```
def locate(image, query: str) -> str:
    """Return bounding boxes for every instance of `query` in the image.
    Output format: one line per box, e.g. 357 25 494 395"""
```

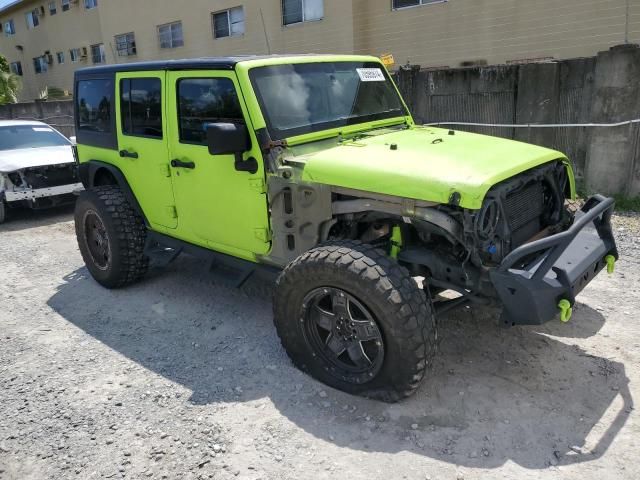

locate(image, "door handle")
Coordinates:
119 149 139 159
171 159 196 169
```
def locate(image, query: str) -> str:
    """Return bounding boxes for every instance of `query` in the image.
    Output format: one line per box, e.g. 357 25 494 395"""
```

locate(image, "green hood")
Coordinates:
299 127 570 210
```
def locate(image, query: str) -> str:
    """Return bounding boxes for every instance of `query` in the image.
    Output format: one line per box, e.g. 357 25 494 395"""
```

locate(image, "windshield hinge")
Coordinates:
264 139 288 150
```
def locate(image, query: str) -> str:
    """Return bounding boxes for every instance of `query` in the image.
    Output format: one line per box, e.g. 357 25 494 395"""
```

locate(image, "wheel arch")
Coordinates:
78 160 148 226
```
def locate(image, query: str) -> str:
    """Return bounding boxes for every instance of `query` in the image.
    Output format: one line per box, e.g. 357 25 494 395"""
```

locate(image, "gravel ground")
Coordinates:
1 206 639 480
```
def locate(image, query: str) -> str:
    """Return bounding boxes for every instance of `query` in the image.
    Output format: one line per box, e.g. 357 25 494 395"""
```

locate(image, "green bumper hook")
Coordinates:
558 299 573 323
605 255 616 275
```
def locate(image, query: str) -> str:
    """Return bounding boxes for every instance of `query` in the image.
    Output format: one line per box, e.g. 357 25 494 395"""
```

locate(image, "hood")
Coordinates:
0 146 75 173
299 127 567 209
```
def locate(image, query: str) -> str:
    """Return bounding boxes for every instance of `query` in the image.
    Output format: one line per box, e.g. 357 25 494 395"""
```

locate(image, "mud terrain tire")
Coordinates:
274 240 437 402
75 186 148 288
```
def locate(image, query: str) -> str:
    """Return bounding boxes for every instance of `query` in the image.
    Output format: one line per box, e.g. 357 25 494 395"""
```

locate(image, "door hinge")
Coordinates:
254 227 271 243
249 178 265 193
161 163 171 178
166 206 178 219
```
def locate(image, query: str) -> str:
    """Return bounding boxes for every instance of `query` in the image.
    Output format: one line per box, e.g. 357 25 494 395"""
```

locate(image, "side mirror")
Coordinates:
205 122 249 156
205 122 258 174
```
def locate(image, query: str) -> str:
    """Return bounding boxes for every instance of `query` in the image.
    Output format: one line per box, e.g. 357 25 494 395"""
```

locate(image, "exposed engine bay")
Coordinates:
263 151 575 306
462 161 571 266
1 163 80 209
270 160 574 300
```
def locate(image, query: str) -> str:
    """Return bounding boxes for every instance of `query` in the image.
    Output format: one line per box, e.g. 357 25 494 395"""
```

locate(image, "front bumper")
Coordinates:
490 195 618 326
4 182 84 202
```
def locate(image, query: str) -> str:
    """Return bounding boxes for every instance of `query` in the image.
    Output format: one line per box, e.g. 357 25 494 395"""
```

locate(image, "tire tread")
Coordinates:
274 240 437 402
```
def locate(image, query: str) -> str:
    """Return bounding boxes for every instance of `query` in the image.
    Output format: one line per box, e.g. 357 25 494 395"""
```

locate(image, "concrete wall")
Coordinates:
397 44 640 197
0 99 74 137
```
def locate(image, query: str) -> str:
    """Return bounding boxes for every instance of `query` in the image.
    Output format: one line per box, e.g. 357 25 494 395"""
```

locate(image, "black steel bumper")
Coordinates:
490 195 618 326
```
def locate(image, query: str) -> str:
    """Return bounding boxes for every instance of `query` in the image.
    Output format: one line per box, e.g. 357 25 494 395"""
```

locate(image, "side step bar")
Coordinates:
144 231 280 289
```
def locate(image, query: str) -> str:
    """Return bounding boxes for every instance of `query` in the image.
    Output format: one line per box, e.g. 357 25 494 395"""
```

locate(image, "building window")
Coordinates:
49 1 57 15
70 48 82 62
25 10 40 29
56 52 65 64
213 6 245 39
4 19 15 36
77 79 113 133
282 0 323 26
392 0 445 9
62 0 70 11
91 44 105 64
121 78 163 139
33 56 48 74
115 32 136 56
177 78 243 145
10 61 22 76
84 0 98 9
158 21 183 49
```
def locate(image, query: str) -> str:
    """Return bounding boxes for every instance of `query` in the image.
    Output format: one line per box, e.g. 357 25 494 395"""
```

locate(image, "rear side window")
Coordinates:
77 79 113 133
120 78 163 139
177 78 244 145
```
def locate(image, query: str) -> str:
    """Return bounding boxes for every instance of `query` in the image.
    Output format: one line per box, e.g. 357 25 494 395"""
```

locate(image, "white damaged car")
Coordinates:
0 120 82 223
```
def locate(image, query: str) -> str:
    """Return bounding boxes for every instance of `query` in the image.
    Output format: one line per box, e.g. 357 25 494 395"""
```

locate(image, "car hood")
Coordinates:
0 145 75 173
299 127 568 209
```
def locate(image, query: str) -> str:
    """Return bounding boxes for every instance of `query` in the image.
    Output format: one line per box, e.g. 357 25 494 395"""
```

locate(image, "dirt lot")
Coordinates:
0 206 638 480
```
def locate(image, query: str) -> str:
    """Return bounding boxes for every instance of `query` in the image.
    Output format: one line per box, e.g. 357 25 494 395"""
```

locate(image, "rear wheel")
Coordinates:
75 185 148 288
273 241 437 402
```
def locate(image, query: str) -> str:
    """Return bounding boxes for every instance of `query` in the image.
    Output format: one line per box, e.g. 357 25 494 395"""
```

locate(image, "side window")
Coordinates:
120 78 163 139
77 79 113 133
177 78 244 145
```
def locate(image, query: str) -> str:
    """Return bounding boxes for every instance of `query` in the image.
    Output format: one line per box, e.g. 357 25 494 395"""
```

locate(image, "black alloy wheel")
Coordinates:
301 287 385 381
83 210 111 270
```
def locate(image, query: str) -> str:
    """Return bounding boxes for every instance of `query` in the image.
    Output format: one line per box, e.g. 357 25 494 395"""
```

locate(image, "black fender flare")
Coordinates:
78 160 148 225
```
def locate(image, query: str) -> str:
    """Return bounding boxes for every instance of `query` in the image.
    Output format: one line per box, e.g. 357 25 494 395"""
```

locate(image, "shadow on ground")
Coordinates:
47 255 632 470
0 204 74 233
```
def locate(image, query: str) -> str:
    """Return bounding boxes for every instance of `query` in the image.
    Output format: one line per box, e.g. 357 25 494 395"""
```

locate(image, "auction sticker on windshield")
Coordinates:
357 68 386 82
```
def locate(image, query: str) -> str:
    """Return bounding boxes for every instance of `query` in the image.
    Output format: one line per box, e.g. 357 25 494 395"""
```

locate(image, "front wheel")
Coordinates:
273 241 437 402
74 186 148 288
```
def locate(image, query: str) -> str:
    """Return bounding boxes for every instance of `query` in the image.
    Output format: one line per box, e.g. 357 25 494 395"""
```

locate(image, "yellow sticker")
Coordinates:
380 53 395 68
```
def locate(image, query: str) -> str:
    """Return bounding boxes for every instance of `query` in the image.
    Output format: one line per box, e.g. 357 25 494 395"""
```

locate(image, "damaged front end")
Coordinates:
1 163 82 209
397 161 618 325
325 160 617 326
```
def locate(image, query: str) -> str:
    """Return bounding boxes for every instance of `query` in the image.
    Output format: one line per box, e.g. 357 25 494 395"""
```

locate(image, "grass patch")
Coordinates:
575 180 640 212
613 195 640 212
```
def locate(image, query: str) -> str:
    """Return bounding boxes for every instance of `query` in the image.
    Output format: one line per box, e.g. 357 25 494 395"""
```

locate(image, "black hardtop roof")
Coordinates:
74 54 342 77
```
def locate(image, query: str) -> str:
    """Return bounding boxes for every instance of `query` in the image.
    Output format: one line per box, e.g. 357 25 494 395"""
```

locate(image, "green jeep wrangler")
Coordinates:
73 55 618 402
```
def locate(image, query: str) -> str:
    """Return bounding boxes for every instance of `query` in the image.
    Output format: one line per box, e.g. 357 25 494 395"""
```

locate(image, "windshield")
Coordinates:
249 62 408 139
0 125 70 151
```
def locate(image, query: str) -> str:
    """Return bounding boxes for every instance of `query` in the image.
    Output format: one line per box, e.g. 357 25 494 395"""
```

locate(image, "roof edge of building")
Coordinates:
0 0 27 16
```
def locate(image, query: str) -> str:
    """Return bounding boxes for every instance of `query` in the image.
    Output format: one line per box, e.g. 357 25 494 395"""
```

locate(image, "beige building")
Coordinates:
1 0 639 101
